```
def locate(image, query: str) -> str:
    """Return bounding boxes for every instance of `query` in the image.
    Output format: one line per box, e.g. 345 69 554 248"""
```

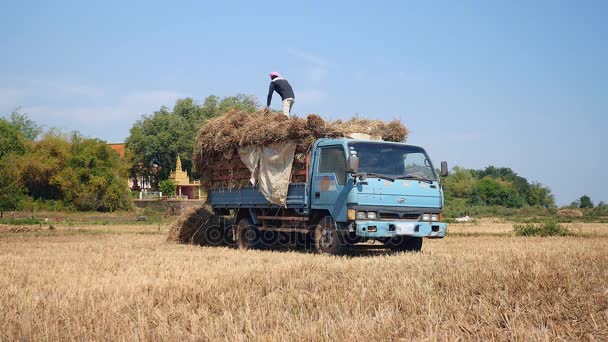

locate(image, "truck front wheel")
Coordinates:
235 217 261 250
314 216 347 255
383 236 423 252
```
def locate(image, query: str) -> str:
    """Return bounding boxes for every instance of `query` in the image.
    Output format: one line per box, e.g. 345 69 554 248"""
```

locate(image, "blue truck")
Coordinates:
209 138 448 254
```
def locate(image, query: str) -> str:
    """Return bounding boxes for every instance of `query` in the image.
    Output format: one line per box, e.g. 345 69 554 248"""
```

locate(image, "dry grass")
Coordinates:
448 218 608 236
1 222 607 341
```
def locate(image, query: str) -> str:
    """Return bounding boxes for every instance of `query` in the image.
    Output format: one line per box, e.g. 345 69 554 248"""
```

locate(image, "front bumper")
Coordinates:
352 220 447 239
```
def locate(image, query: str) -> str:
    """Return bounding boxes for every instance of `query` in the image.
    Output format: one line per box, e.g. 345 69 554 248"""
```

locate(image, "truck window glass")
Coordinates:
319 147 346 185
348 142 437 181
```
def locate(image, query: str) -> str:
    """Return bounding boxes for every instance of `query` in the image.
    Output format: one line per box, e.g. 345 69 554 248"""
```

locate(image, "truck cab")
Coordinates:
210 138 448 254
309 138 447 253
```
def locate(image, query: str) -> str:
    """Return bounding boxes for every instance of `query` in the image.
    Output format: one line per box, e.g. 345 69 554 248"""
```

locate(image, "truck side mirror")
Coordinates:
348 155 359 173
440 161 448 177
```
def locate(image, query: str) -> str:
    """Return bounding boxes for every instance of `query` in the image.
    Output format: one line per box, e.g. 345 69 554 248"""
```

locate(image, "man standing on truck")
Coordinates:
266 71 295 116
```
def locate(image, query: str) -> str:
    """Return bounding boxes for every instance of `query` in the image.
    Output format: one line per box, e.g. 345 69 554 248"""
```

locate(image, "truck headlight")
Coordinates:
422 214 431 221
367 212 377 220
356 211 367 220
431 214 439 221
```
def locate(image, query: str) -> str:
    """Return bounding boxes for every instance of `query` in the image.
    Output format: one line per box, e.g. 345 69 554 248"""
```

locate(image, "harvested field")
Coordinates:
1 221 607 340
448 218 608 236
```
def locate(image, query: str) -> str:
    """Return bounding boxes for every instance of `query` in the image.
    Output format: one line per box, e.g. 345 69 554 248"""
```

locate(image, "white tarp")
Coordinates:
238 145 261 187
238 141 297 206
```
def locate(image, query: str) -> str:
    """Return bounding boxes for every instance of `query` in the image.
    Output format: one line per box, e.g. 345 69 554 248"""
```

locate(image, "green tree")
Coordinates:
200 95 220 117
53 133 133 211
9 109 42 140
159 179 175 196
125 95 258 186
0 156 25 218
218 94 257 113
579 195 593 209
473 166 530 200
0 118 26 158
16 131 70 200
593 201 608 216
526 182 555 208
469 176 524 208
442 166 477 198
14 131 133 211
126 106 192 182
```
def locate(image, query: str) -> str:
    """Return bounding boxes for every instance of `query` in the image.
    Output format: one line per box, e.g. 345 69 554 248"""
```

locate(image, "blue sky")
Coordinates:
1 0 606 205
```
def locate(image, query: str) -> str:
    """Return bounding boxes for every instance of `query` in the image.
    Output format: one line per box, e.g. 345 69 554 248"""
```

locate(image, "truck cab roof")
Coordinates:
314 137 423 150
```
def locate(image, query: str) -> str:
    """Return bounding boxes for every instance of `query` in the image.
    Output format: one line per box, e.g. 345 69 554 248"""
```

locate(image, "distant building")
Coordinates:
107 142 144 190
168 156 203 200
108 143 126 157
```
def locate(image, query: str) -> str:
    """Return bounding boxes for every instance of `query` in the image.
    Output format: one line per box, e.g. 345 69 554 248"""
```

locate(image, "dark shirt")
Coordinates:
267 78 295 106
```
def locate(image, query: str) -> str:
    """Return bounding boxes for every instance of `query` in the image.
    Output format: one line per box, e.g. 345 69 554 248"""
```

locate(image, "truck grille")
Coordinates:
379 212 421 221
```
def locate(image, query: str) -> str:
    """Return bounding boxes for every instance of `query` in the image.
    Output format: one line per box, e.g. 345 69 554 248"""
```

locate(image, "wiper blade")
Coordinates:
394 175 434 184
362 172 395 182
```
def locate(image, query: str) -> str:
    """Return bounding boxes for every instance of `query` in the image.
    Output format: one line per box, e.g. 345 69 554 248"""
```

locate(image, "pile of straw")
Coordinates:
557 209 584 218
0 225 42 233
167 205 225 245
193 110 408 172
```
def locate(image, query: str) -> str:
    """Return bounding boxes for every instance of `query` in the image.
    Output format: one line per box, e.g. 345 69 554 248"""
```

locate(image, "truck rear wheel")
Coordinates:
314 216 347 255
384 236 423 252
235 217 261 250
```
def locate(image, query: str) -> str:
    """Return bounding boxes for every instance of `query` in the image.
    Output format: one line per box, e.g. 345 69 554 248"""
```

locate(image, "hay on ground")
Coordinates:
167 205 227 245
0 225 43 233
557 209 584 218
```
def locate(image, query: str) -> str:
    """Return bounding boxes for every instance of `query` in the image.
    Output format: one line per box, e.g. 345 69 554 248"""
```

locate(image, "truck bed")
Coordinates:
209 183 308 209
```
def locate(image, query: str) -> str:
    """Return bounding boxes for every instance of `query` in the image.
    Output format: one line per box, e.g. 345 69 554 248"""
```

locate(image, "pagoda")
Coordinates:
168 156 202 199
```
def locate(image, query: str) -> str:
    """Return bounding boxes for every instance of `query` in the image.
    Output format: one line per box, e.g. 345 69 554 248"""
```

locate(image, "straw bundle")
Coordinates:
0 225 42 233
557 209 584 218
167 205 223 245
193 109 408 174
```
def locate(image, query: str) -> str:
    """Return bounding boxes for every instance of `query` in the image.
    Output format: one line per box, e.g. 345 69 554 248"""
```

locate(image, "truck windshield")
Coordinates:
348 142 438 181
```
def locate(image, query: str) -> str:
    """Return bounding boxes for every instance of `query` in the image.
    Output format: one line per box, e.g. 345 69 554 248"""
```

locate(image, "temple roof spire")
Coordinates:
176 155 182 172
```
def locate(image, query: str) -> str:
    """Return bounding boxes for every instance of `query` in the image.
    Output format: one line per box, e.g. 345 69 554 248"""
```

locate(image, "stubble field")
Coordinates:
1 220 607 341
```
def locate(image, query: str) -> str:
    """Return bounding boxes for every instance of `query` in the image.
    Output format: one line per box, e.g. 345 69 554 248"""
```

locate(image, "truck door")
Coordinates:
310 145 349 222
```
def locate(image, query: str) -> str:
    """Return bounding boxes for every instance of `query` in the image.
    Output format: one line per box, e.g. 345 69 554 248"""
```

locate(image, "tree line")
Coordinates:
0 95 257 215
2 95 600 215
125 94 257 184
0 111 132 215
441 166 556 209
